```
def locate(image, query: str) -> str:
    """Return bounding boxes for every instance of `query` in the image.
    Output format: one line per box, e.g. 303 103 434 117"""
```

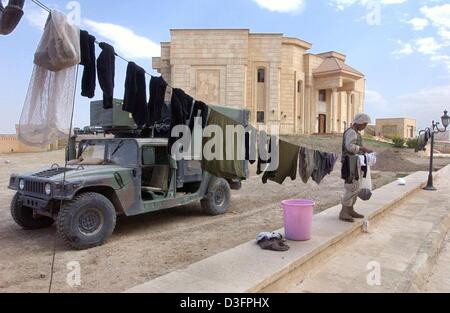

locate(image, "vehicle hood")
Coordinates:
20 165 134 183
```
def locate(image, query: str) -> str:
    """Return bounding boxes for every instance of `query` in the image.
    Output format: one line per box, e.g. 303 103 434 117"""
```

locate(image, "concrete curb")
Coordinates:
125 168 449 293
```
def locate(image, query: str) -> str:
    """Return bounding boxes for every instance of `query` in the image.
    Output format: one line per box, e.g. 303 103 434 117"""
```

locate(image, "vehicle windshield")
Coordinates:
75 140 137 166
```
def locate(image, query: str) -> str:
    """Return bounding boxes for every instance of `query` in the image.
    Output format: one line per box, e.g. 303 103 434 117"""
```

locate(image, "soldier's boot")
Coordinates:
339 206 354 223
349 207 365 219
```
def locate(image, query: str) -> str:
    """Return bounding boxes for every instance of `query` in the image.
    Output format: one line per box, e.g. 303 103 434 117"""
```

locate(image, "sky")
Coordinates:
0 0 449 134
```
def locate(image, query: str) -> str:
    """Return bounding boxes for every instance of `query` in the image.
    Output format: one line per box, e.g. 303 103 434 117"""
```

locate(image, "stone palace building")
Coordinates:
152 29 366 135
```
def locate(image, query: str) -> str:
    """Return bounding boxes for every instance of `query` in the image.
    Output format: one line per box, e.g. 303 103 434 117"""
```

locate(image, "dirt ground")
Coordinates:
0 136 448 293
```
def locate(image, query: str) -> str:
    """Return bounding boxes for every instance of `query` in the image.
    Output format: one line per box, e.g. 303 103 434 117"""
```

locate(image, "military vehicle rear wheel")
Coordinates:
10 193 54 230
57 192 117 250
201 178 231 216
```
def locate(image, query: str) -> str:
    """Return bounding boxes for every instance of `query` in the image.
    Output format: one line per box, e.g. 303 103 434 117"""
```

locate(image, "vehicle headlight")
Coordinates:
19 179 25 191
45 183 52 196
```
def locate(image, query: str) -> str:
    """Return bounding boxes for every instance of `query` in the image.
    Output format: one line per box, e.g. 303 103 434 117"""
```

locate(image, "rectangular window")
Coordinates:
319 90 326 102
257 69 265 83
257 111 265 123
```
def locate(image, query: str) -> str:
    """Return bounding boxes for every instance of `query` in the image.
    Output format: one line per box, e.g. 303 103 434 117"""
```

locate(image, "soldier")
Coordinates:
340 113 373 223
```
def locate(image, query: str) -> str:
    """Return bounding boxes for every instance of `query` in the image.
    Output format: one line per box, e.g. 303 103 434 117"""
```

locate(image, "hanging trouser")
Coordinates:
342 180 360 208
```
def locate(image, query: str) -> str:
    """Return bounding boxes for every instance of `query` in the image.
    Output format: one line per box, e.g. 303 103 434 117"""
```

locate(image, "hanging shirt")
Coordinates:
202 109 247 180
298 147 316 184
123 62 148 127
312 151 337 185
79 30 96 99
169 88 194 149
148 76 168 126
97 42 115 109
189 100 209 131
262 140 299 185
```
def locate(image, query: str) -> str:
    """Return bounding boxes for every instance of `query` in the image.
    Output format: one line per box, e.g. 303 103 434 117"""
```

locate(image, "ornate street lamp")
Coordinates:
420 110 450 191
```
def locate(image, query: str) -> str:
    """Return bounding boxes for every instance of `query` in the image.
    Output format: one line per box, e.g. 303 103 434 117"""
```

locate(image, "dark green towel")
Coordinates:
202 110 247 180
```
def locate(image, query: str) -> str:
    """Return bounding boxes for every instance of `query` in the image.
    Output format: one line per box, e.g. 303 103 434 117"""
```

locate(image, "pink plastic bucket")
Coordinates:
282 199 315 241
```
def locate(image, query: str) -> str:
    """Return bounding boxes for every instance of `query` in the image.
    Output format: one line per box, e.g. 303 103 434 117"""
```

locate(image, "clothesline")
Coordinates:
29 0 339 162
30 0 169 84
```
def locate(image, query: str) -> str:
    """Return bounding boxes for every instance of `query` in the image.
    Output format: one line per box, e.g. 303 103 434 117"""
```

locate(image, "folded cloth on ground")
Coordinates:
256 232 283 243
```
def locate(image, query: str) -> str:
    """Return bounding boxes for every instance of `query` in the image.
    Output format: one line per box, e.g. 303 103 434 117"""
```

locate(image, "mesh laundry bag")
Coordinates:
18 10 80 147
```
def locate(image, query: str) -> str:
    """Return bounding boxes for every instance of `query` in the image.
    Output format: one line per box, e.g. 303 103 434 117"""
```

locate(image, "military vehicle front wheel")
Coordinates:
201 178 231 216
10 194 54 230
57 192 117 250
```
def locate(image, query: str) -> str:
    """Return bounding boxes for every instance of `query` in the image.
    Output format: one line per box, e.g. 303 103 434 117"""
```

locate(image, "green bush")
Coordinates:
407 138 419 150
392 136 406 149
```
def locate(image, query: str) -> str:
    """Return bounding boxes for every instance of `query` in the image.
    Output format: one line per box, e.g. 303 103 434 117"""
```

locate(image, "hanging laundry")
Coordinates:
262 140 299 185
358 153 377 168
245 126 258 165
311 151 337 185
298 147 316 184
202 109 247 180
0 0 24 36
416 132 430 152
169 88 194 148
358 155 374 201
148 76 168 126
123 62 148 127
155 103 173 138
18 10 80 147
257 132 274 175
79 30 96 99
97 42 116 109
189 100 209 131
33 10 80 71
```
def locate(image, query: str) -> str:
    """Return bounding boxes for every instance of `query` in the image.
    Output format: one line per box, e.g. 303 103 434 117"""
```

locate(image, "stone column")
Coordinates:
347 91 352 128
331 88 338 133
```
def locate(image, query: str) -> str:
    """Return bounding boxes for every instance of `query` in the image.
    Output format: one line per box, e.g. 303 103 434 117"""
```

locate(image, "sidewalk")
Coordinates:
127 167 450 293
290 171 450 293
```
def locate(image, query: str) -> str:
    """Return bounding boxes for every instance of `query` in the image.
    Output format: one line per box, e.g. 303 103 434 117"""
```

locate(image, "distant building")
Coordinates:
153 29 366 135
376 118 417 139
0 126 60 154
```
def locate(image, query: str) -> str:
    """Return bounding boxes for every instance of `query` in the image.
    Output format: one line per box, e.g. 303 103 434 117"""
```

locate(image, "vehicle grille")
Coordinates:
24 181 46 195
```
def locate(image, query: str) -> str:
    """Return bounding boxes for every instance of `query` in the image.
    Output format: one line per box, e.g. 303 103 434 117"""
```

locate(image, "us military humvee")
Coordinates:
9 137 244 250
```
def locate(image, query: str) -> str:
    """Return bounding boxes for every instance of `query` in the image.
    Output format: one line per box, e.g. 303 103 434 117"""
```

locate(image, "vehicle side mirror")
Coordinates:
142 147 156 166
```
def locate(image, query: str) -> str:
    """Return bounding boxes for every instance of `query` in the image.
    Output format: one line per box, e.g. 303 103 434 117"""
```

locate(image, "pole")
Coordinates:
424 129 437 191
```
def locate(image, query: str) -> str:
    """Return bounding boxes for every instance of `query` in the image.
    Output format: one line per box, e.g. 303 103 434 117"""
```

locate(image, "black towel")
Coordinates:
123 62 148 127
148 76 168 126
79 30 96 99
97 42 115 109
189 100 209 131
169 88 194 149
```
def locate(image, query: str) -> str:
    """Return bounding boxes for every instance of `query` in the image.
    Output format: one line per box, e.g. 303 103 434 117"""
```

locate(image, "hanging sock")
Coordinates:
123 62 148 127
0 0 25 36
79 30 96 99
97 42 116 109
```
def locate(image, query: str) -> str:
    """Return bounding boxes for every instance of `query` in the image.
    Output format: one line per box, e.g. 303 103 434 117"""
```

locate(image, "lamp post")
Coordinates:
421 110 450 191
